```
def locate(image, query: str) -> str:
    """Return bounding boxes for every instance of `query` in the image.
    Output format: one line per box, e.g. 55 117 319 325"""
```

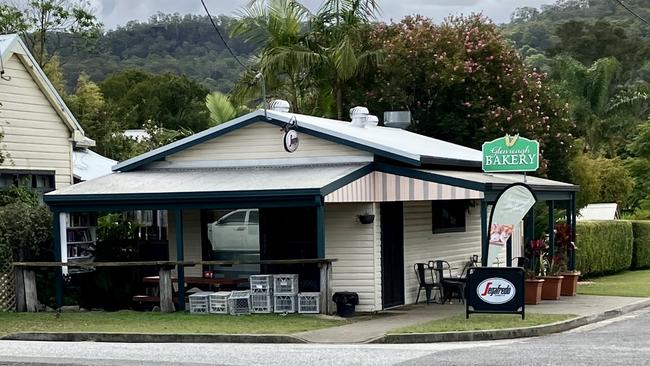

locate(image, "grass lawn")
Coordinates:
393 313 575 333
578 269 650 297
0 311 346 336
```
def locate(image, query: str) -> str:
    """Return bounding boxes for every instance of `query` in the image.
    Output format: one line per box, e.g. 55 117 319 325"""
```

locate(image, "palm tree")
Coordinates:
205 91 250 126
309 0 383 118
230 0 320 113
232 0 382 118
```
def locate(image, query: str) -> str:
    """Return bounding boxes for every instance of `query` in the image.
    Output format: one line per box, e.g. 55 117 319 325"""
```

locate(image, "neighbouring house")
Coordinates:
0 33 96 193
578 203 619 221
44 103 579 313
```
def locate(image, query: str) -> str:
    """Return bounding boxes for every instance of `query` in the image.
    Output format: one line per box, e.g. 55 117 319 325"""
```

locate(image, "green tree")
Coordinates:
25 0 101 66
0 4 28 34
233 0 382 118
205 91 251 126
570 152 634 209
99 70 211 132
0 187 52 261
361 15 573 179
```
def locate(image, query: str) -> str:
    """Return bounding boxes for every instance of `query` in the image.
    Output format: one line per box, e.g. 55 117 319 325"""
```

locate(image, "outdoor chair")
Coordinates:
511 257 528 268
429 260 465 304
413 263 441 304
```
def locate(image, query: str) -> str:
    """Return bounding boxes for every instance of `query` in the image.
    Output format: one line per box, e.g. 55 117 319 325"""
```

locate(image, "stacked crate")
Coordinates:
208 291 231 314
189 292 212 314
298 292 320 314
273 274 298 313
249 275 273 313
228 290 252 315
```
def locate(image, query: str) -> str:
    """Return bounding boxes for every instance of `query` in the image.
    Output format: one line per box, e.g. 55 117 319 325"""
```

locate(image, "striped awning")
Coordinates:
325 172 483 203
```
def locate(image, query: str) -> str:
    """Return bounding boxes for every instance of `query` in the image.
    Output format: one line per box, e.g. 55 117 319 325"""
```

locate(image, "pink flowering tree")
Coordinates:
351 14 574 179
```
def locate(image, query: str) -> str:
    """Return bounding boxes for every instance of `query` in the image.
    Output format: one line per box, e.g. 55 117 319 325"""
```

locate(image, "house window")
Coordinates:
432 200 466 234
0 171 55 195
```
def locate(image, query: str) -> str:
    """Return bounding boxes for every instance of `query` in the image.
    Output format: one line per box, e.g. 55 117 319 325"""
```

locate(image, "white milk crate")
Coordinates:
250 292 273 313
273 294 297 313
228 290 251 315
250 275 273 293
273 274 299 294
298 292 320 314
189 292 212 314
208 291 231 314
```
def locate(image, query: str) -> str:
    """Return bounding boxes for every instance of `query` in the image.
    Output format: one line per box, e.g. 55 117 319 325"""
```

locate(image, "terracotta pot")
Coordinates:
525 279 544 305
539 276 564 300
559 272 580 296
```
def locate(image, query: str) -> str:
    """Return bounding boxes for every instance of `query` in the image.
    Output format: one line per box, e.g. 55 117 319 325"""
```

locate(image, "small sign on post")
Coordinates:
466 267 525 319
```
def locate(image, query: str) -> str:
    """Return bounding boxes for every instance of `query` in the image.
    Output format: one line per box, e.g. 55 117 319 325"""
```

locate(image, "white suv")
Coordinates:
207 209 259 252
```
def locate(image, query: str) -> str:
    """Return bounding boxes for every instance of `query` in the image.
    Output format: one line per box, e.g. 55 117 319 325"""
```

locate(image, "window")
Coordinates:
432 200 466 234
0 171 55 195
219 210 247 225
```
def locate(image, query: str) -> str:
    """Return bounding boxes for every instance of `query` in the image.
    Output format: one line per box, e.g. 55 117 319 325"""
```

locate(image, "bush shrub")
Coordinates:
576 221 633 277
630 221 650 269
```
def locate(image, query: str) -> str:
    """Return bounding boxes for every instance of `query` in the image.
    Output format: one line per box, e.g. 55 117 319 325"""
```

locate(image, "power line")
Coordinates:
613 0 650 26
200 0 247 69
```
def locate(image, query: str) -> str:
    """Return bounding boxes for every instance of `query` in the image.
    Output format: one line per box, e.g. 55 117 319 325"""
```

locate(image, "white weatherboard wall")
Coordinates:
403 200 482 305
165 122 371 163
325 202 381 312
167 210 203 277
0 55 73 187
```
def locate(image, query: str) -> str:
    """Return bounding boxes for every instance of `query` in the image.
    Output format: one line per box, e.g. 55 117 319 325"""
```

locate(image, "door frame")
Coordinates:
380 201 405 309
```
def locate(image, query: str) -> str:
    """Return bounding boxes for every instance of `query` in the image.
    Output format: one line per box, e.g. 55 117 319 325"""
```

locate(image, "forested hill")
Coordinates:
502 0 650 80
55 13 259 93
55 1 649 92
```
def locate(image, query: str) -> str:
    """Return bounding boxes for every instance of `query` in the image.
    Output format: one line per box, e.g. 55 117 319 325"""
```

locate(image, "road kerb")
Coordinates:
371 297 650 344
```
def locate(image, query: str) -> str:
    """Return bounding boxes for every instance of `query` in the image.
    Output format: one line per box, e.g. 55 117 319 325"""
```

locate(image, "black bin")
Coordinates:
332 291 359 317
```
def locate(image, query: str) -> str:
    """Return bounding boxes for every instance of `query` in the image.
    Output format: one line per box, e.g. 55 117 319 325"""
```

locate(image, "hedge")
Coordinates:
576 220 633 277
630 221 650 270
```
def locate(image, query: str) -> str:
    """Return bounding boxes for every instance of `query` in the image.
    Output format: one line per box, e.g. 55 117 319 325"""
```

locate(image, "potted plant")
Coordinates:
539 257 564 300
524 239 546 305
357 213 375 224
524 270 544 305
555 223 580 296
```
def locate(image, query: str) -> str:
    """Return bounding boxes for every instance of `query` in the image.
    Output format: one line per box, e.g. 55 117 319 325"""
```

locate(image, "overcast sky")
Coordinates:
91 0 557 30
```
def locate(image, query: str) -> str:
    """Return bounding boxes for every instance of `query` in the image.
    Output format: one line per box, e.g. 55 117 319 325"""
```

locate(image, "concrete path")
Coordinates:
295 295 649 343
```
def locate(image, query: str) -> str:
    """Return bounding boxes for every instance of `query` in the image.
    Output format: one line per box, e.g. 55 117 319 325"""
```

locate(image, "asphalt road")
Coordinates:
1 308 650 366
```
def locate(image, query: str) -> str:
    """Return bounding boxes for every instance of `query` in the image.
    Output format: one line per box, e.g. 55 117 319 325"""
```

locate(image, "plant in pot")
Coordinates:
555 223 580 296
524 239 546 305
539 256 564 300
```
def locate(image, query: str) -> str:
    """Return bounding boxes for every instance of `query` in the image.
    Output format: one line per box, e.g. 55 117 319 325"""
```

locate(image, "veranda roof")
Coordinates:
45 163 371 209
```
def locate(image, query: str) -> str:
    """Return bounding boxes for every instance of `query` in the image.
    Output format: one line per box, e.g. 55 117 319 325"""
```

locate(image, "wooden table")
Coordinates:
143 276 247 289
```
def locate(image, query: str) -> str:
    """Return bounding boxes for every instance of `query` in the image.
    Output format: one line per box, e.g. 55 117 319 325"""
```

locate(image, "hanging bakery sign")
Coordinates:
482 134 539 173
282 116 299 153
283 129 299 153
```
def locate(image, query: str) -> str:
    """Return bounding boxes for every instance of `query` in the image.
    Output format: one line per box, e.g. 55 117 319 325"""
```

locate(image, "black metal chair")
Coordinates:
511 256 528 268
429 260 465 304
413 263 441 304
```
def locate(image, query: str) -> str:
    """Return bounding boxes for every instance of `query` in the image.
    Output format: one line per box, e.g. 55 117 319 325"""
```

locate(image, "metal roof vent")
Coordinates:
366 115 379 127
270 99 291 113
383 111 411 129
350 106 369 127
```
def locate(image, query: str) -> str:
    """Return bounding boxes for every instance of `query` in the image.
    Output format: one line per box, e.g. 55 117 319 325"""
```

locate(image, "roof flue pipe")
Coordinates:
383 111 411 129
269 99 291 113
350 106 369 127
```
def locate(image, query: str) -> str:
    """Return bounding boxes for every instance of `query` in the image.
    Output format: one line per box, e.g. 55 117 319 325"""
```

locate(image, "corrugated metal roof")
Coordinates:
578 203 618 221
418 170 578 190
113 109 483 172
47 164 367 196
73 149 117 181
